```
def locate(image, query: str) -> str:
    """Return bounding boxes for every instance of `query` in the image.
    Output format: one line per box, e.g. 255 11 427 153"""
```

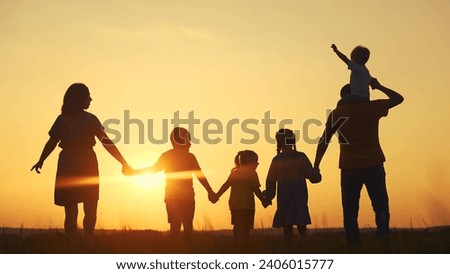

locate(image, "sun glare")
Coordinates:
129 173 165 191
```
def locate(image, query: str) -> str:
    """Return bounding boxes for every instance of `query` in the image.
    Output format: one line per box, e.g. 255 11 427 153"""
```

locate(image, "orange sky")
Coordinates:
0 0 449 231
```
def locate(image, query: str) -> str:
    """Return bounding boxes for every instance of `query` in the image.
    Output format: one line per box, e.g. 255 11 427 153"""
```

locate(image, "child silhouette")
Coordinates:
214 150 270 250
331 43 373 105
128 127 216 240
264 129 321 245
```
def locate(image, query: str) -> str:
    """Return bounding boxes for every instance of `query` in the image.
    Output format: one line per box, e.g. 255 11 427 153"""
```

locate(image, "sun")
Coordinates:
128 172 165 191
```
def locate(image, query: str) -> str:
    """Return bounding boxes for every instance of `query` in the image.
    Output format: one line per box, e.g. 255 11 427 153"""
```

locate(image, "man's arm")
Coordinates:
331 44 350 65
313 117 341 170
371 78 404 108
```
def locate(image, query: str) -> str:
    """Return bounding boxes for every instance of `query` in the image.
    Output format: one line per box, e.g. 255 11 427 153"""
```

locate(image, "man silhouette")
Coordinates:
313 78 404 245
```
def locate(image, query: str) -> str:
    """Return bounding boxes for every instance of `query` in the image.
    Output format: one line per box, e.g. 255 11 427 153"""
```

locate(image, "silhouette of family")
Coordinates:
31 44 404 249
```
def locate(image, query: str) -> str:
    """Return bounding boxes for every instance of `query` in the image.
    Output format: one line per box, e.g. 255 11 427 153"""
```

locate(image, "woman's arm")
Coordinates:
96 130 131 173
31 137 59 174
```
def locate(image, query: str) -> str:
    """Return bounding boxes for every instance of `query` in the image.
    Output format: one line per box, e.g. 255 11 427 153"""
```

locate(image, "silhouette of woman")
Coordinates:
31 83 131 235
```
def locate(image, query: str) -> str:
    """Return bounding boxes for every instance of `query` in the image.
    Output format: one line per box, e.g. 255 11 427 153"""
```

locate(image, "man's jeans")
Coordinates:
341 164 390 245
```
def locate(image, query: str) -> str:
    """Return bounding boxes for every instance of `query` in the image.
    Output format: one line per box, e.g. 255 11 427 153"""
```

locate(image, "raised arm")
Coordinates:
331 44 350 65
371 78 404 108
31 137 59 174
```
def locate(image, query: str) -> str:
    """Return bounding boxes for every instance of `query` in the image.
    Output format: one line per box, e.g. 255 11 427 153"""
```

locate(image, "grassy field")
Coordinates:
1 226 449 254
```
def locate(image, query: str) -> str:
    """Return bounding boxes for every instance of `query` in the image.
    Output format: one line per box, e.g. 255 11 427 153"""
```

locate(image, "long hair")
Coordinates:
275 128 297 155
234 150 258 168
61 83 90 117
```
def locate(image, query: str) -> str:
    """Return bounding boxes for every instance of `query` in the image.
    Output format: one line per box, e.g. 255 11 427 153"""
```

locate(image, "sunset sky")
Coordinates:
1 0 449 231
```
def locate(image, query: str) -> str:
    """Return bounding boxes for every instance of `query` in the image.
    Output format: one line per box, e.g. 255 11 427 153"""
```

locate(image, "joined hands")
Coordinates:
122 164 135 176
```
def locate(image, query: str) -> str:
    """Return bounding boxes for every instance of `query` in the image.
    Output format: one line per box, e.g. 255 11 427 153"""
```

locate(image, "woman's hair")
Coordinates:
170 127 191 147
275 128 297 155
234 150 258 167
61 83 90 117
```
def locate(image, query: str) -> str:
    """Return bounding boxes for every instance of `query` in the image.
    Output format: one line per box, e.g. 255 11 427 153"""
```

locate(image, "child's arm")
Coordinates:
331 44 350 65
215 180 232 200
303 155 322 184
131 165 160 176
264 160 278 201
254 187 271 208
194 169 217 202
126 154 165 176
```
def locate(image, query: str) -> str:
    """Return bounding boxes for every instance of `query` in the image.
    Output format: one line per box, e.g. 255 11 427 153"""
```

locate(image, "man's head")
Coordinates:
340 84 351 98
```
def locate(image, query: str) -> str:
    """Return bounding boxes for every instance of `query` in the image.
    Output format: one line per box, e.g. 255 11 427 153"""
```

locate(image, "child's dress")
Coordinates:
265 150 321 227
227 167 260 228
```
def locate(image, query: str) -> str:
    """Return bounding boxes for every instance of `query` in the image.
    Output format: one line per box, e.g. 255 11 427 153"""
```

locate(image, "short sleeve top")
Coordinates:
348 61 371 98
227 167 260 210
327 100 390 169
49 112 103 149
153 149 202 201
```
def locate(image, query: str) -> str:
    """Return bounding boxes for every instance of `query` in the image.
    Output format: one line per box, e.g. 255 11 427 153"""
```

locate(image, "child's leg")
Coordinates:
241 227 250 247
166 200 182 237
283 225 293 244
83 199 98 235
233 225 250 248
297 225 307 237
182 221 193 239
181 201 195 239
232 226 240 247
64 204 78 234
170 221 182 236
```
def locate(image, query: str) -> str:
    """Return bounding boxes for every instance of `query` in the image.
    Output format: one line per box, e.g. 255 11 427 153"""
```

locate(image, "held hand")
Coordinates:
122 164 134 176
313 161 320 172
262 198 272 208
31 161 43 174
261 191 272 208
311 167 322 184
208 192 218 204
